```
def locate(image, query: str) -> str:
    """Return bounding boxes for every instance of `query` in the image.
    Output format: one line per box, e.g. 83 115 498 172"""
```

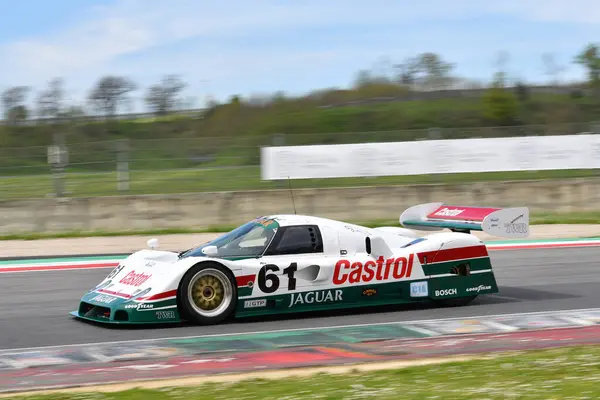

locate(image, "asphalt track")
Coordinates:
0 247 598 350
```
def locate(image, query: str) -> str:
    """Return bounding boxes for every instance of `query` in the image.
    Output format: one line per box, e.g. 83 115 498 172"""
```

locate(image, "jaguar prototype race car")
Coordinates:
70 202 529 325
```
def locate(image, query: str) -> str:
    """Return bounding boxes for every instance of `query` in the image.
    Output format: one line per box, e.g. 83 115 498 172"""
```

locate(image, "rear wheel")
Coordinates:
178 263 237 325
434 295 477 307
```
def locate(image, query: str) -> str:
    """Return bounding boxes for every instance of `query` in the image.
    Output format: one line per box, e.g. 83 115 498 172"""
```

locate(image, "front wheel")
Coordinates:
434 295 477 307
178 263 237 325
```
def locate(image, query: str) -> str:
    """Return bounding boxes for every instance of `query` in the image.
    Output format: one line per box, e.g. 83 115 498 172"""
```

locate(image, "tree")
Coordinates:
353 69 374 88
2 86 30 124
61 105 86 119
575 43 600 94
394 57 420 85
514 81 530 102
483 74 519 125
411 52 454 90
7 105 28 123
492 51 510 88
88 75 137 117
144 75 186 115
36 78 64 119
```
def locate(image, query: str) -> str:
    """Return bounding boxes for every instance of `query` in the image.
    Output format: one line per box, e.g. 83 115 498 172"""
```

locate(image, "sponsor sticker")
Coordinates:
288 290 343 308
435 288 458 297
244 299 267 308
119 271 151 287
333 255 414 285
505 222 528 235
433 208 464 217
156 310 176 320
124 303 154 310
362 288 377 297
410 281 428 297
466 285 492 293
107 265 125 279
91 294 118 304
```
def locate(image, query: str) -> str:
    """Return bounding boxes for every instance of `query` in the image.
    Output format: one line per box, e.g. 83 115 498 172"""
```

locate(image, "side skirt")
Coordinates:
234 271 498 318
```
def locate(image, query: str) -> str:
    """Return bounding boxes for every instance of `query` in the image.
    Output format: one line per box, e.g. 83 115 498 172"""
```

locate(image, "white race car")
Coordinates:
71 202 529 325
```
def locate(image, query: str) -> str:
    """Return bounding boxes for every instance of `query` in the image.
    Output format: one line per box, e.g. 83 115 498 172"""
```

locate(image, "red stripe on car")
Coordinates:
417 245 489 264
138 290 178 301
236 274 255 287
134 276 256 302
97 289 132 299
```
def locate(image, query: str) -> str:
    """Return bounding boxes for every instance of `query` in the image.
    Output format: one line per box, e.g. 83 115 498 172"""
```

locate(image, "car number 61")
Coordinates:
257 263 298 293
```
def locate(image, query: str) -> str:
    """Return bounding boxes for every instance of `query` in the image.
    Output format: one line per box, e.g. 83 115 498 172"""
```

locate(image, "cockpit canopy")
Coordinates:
180 218 280 259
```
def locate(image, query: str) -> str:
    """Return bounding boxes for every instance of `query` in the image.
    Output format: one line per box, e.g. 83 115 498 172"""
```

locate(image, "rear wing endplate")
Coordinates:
399 202 529 238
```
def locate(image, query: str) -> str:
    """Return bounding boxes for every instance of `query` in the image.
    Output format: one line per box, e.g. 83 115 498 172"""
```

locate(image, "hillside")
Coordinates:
1 86 599 175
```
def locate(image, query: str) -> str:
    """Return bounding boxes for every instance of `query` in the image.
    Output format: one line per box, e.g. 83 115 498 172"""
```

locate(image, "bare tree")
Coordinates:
492 51 510 88
2 86 30 123
88 75 137 117
394 57 421 86
353 69 374 88
36 78 64 119
144 75 187 115
542 53 565 85
416 52 454 90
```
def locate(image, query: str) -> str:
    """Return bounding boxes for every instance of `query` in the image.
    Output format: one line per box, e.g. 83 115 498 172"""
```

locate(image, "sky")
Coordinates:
0 0 599 113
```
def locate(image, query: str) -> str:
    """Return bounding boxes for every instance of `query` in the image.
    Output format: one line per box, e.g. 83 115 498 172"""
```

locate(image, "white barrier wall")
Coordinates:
260 134 600 180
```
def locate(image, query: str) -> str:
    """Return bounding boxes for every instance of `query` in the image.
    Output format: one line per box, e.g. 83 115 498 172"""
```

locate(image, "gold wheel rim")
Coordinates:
191 274 225 311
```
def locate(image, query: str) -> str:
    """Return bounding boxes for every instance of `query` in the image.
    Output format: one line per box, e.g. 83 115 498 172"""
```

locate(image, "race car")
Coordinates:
71 202 529 325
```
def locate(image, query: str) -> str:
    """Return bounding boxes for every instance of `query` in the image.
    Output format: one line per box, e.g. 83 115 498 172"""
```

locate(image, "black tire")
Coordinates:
434 295 477 308
178 262 237 325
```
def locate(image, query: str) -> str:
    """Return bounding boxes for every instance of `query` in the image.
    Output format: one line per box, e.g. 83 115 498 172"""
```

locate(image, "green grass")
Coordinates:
6 345 600 399
2 167 600 200
3 211 600 241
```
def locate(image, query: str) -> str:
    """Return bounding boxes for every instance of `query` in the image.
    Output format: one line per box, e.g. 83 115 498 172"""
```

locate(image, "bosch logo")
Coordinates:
435 288 457 297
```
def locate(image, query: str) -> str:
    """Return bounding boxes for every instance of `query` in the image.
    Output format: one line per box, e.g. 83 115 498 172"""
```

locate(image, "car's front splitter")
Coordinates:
69 311 182 325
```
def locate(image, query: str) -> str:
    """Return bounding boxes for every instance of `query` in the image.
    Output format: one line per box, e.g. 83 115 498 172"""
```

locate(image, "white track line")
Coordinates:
3 241 600 274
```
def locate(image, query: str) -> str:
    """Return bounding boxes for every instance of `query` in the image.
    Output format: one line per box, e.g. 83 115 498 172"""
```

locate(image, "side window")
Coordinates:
265 225 323 255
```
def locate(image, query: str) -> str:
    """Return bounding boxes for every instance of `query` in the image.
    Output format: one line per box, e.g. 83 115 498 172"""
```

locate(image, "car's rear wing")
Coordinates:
399 202 529 238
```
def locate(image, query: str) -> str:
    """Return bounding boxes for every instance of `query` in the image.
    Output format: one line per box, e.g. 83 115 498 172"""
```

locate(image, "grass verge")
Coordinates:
2 167 599 200
2 212 600 240
4 345 600 399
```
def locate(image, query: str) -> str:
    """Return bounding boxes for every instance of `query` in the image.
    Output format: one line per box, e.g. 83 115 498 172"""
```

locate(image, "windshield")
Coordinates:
180 218 280 258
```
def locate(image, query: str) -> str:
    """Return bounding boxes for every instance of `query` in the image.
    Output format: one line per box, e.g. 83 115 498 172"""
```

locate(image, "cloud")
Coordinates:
7 0 577 81
0 0 598 109
486 0 600 24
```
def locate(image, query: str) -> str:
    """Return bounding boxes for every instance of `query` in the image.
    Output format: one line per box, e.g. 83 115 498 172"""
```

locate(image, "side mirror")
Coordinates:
147 238 159 249
201 245 218 257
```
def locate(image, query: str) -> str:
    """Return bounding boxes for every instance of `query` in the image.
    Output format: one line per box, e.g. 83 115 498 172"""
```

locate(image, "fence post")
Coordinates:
271 133 285 188
428 127 442 140
47 132 68 197
272 133 285 147
116 139 130 192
